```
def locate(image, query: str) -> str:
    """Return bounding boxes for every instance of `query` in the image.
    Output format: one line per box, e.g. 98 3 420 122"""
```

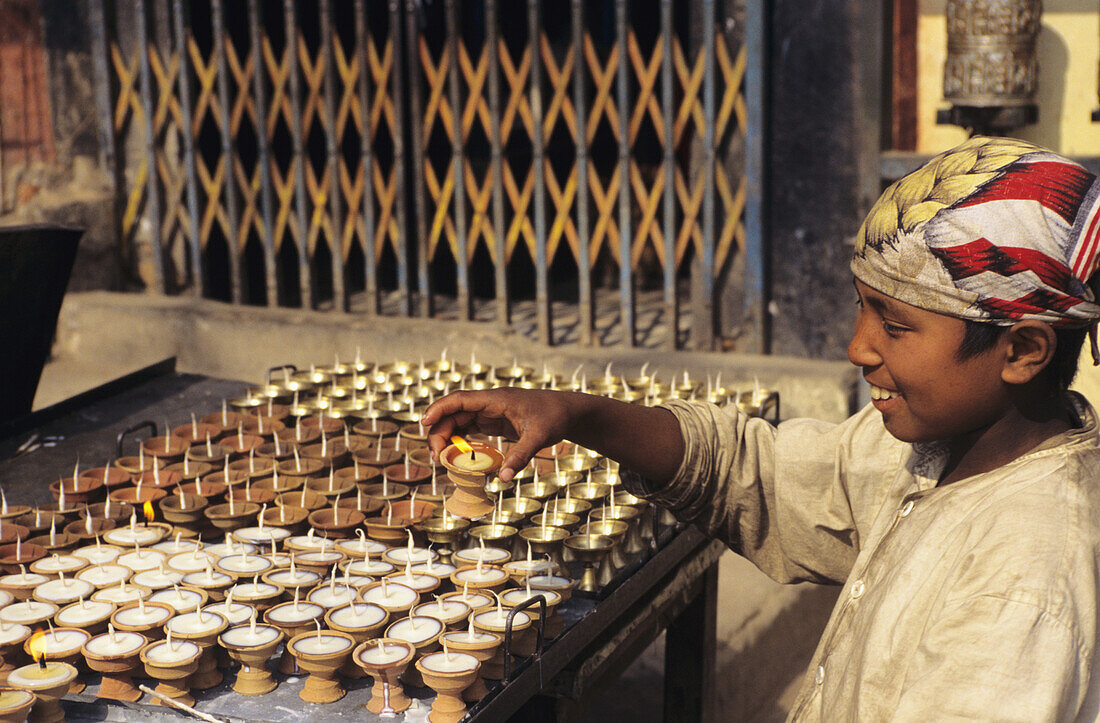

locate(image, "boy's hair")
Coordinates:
957 321 1086 389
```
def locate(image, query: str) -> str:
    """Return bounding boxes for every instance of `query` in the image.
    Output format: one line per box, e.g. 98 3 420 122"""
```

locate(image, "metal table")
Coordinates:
0 360 723 722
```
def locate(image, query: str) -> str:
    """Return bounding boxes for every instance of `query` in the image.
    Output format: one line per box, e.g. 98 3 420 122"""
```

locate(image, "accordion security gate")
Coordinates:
91 0 766 351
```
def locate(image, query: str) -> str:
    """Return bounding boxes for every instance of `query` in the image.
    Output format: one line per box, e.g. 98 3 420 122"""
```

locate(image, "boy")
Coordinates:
422 136 1100 720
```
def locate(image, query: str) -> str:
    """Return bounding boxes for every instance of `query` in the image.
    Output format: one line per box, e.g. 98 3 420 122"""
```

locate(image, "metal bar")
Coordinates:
248 0 279 307
616 0 634 347
529 0 551 345
355 0 379 315
284 0 312 307
446 0 471 320
172 0 204 298
572 0 592 346
320 0 346 311
406 0 431 317
661 0 678 350
390 0 411 315
663 563 718 721
89 0 117 189
212 0 243 303
134 0 167 294
486 0 509 328
693 0 717 351
743 0 768 352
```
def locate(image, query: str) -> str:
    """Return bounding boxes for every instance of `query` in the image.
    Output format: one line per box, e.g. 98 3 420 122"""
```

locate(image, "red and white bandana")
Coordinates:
852 136 1100 329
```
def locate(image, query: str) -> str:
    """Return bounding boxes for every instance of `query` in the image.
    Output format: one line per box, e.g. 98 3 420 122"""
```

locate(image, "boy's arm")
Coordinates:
421 388 684 484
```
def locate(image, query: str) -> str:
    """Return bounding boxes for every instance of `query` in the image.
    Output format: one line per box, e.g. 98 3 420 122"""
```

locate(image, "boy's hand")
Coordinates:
421 388 573 482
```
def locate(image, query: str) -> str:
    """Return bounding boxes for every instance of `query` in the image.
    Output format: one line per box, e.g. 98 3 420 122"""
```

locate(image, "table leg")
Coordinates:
663 562 717 723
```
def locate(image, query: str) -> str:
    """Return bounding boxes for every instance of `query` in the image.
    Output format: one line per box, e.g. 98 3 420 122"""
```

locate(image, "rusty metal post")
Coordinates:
172 0 204 298
406 0 432 317
616 0 634 347
529 0 551 345
660 0 677 350
355 0 379 314
135 0 167 293
248 0 279 306
284 0 312 307
486 0 510 328
573 0 593 346
320 0 346 311
212 0 243 302
390 0 411 315
446 0 471 320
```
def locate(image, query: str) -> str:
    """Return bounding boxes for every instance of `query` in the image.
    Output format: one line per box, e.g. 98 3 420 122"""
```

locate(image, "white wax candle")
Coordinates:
0 601 57 624
116 550 167 573
34 578 95 604
386 616 443 646
266 601 324 625
166 551 214 573
502 588 560 607
0 589 12 609
72 544 123 566
144 638 200 664
528 574 572 590
410 562 456 577
204 602 252 627
385 547 436 564
413 600 469 624
7 662 72 687
37 629 89 654
77 565 130 588
132 568 183 590
216 555 273 575
285 535 329 552
85 629 145 657
56 600 114 627
474 608 529 629
453 567 507 585
152 538 202 554
32 555 85 574
234 527 291 545
386 572 439 592
360 582 418 609
103 527 162 546
297 551 342 566
91 584 146 605
112 603 172 628
419 650 478 673
227 581 280 601
450 448 494 472
344 559 394 577
181 569 233 589
306 584 357 609
327 602 386 629
202 541 258 559
291 633 351 656
0 571 48 588
148 587 205 613
220 623 280 648
448 591 493 611
453 547 510 565
357 641 409 665
335 537 387 558
0 622 29 646
165 610 226 636
264 569 320 587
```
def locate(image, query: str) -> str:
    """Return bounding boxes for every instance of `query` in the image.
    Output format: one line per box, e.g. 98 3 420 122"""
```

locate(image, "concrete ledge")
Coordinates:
52 291 860 422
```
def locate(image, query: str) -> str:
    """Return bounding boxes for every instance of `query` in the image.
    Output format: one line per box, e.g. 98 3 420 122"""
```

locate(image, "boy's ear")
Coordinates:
1001 320 1056 384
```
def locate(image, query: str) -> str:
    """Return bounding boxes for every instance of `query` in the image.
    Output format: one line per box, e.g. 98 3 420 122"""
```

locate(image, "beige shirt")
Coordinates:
625 395 1100 721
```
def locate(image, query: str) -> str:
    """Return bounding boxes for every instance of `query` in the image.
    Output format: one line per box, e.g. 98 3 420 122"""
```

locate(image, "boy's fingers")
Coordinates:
500 434 545 484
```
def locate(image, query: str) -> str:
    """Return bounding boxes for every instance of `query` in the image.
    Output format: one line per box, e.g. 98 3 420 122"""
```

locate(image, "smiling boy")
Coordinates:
423 137 1100 719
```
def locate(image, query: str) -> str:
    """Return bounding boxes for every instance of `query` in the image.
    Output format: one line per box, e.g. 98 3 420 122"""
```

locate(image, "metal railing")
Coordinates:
92 0 765 350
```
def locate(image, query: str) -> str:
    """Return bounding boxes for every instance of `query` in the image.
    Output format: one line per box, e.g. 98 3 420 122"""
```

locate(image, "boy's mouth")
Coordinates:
868 383 899 401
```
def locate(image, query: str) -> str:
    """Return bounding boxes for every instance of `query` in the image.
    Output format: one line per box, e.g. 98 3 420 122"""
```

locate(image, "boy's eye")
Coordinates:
882 320 907 335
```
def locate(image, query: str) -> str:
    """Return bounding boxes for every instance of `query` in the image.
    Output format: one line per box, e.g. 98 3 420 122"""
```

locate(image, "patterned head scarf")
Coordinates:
852 137 1100 346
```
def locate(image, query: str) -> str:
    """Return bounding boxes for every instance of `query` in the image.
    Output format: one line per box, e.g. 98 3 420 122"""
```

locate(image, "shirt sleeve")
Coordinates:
888 594 1088 722
622 399 905 585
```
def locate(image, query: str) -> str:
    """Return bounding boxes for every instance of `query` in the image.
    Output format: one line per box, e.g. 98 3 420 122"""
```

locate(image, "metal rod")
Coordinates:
172 0 204 298
616 0 634 347
212 0 243 303
406 0 432 317
136 685 222 723
698 0 717 351
572 0 592 346
248 0 279 306
661 0 677 349
446 0 471 320
529 0 551 345
355 0 379 315
135 0 167 293
486 0 509 328
744 0 769 352
89 0 117 192
284 0 312 307
390 0 411 315
321 0 346 311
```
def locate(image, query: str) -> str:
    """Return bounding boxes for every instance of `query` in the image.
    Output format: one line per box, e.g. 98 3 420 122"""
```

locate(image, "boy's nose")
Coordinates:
847 317 881 368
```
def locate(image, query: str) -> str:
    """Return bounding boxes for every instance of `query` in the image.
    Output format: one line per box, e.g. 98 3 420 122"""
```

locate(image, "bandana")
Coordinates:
852 137 1100 336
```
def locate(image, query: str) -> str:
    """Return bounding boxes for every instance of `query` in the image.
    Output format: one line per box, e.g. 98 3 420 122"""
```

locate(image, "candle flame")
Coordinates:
450 436 473 455
28 629 47 664
143 500 155 523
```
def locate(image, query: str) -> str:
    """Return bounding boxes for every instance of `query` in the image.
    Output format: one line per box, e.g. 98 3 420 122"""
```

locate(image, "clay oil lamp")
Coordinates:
471 598 533 680
352 416 399 440
114 452 162 483
442 618 501 703
358 579 419 618
29 553 86 582
5 648 76 722
527 573 576 638
0 540 46 577
82 623 146 701
353 637 415 715
0 522 27 550
413 595 470 631
203 496 260 535
364 501 413 544
501 582 561 653
383 530 439 568
132 564 185 592
334 529 387 560
203 593 254 628
453 538 511 568
116 545 168 574
0 622 31 683
226 576 282 612
361 476 410 505
341 553 395 580
450 560 509 596
384 614 443 687
25 625 89 693
75 562 131 590
163 457 214 486
275 422 322 449
336 488 384 521
7 513 48 545
81 499 134 526
306 467 356 502
25 523 73 557
233 512 293 549
110 599 170 641
153 534 202 555
409 553 457 583
55 597 115 635
300 436 350 471
49 473 104 508
0 687 33 720
228 455 276 482
181 562 234 602
164 603 227 689
286 624 357 703
388 497 435 526
353 440 403 471
165 547 213 576
171 416 223 447
293 545 343 576
564 532 614 593
324 601 389 678
416 641 482 723
308 500 365 540
63 512 114 545
439 437 503 520
185 436 233 467
91 580 152 607
218 613 283 695
140 633 202 706
178 475 227 505
275 487 326 512
385 561 442 603
221 426 265 458
79 466 130 493
263 594 325 674
255 436 298 462
0 565 48 602
275 453 325 480
32 572 94 608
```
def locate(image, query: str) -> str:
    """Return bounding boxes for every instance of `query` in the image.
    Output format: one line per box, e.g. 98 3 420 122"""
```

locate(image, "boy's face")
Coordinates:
848 280 1008 444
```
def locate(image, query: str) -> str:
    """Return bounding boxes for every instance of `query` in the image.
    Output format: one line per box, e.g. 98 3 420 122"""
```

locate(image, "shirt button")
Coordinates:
850 579 865 599
815 665 825 685
899 500 914 517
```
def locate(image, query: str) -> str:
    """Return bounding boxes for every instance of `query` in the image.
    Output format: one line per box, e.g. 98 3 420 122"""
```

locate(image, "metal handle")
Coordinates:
266 364 297 384
761 390 781 425
116 420 157 458
502 594 547 682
